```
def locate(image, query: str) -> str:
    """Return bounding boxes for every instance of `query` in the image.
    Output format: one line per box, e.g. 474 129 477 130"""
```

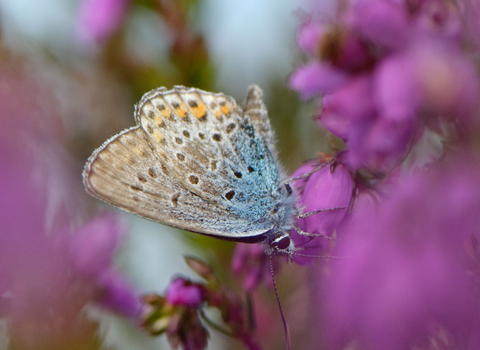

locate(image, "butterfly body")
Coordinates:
83 85 297 254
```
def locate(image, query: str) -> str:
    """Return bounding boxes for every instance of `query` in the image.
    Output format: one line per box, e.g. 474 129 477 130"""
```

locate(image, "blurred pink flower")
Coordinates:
291 0 480 170
231 243 275 291
323 159 480 349
289 62 349 99
166 278 204 308
296 21 323 54
77 0 131 47
288 160 353 264
0 66 138 346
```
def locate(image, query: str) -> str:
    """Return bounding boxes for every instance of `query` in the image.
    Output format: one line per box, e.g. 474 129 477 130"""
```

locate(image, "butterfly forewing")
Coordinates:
135 87 282 222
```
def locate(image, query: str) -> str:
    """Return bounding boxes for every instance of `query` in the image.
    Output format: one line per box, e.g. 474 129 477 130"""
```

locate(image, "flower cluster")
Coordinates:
290 0 480 171
141 257 261 350
286 0 480 349
0 64 138 348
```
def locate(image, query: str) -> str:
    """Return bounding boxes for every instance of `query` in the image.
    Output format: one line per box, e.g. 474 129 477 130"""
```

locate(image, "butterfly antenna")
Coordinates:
270 256 291 350
292 252 348 259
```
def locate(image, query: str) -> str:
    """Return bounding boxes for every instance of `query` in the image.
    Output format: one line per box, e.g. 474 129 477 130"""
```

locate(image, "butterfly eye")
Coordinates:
272 235 291 251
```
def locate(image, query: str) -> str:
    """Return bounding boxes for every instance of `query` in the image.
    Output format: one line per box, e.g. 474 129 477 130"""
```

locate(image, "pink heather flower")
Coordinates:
231 243 274 291
0 67 138 346
298 162 353 236
289 160 353 263
297 21 323 54
333 33 371 72
411 39 480 121
373 53 421 123
413 0 462 41
320 75 375 139
70 213 125 277
166 278 204 308
292 0 480 171
289 62 349 99
345 0 411 50
76 0 131 47
323 159 480 349
69 214 139 317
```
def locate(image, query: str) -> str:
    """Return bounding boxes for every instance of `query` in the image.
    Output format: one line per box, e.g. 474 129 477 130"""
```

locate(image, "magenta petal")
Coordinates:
300 163 353 236
97 269 139 318
70 213 125 278
346 0 411 51
412 40 480 122
297 21 324 54
289 62 349 99
335 34 371 71
77 0 130 46
320 75 375 138
166 278 203 308
337 188 379 238
289 160 317 196
324 161 480 349
373 53 421 123
345 116 413 170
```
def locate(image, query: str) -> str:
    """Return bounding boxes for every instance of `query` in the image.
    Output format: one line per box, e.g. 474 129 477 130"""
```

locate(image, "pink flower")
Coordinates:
297 21 323 54
288 160 354 263
166 278 204 308
231 243 274 291
345 0 411 50
292 0 480 171
289 62 349 99
76 0 131 47
323 159 480 349
0 67 138 346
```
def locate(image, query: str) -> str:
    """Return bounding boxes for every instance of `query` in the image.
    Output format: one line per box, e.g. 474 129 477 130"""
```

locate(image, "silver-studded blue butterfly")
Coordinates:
83 85 299 255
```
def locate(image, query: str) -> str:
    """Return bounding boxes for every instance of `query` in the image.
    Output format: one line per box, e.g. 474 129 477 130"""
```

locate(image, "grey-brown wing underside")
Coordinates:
82 126 270 241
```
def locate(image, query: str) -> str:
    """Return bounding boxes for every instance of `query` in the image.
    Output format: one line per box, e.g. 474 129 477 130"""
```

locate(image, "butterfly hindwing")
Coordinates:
83 126 273 240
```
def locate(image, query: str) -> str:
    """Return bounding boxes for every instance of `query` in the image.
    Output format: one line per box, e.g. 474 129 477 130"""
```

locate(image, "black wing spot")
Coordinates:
148 168 157 178
147 110 155 119
243 124 255 138
189 175 199 184
226 123 236 134
210 102 217 108
182 130 190 138
137 174 147 183
146 124 154 134
198 113 208 122
130 185 142 191
156 104 166 111
234 171 242 178
198 132 206 140
225 190 235 200
183 114 191 123
211 160 217 170
188 100 198 108
212 133 222 142
247 166 254 173
171 102 180 109
171 193 180 206
175 137 183 145
219 100 226 106
176 153 185 161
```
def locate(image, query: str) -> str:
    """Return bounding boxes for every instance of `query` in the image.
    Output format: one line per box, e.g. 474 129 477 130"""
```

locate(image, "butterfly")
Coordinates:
82 85 300 255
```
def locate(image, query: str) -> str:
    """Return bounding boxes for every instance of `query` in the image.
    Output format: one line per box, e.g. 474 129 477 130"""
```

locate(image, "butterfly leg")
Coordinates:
284 160 332 188
293 223 331 239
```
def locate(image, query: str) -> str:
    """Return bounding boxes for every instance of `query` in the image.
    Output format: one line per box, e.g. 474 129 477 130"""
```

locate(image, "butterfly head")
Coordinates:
269 232 295 256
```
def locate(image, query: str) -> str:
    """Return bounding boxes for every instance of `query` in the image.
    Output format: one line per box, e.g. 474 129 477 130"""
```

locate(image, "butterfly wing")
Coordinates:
135 86 283 224
83 126 272 241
